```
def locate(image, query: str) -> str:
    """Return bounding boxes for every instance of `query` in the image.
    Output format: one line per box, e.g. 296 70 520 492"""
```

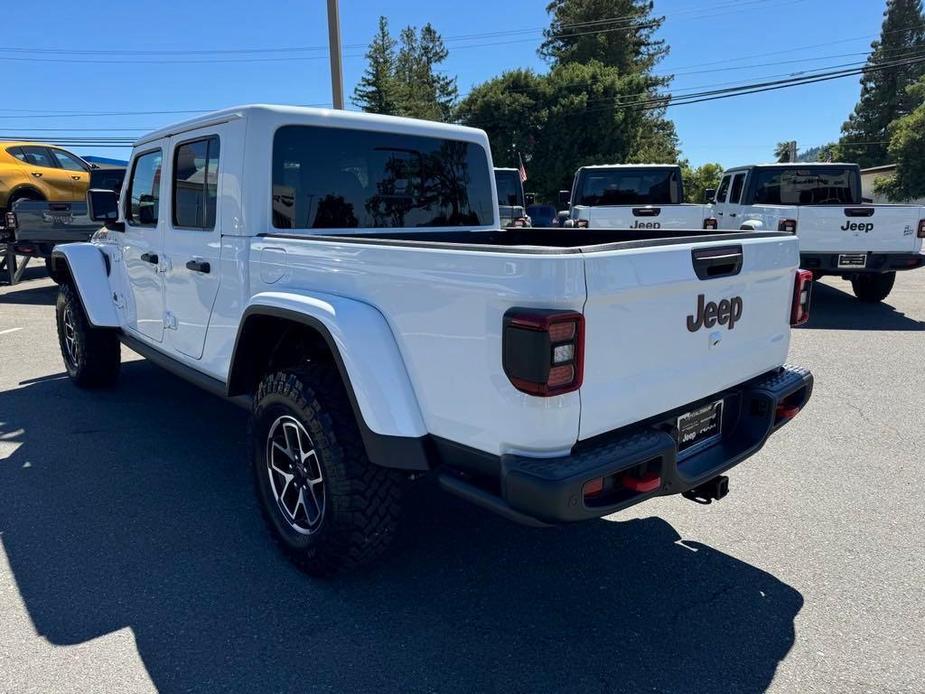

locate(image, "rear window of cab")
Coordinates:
271 125 494 230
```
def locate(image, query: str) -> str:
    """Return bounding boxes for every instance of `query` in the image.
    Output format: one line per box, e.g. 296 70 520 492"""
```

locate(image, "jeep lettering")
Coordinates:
840 220 874 233
631 220 661 229
686 294 744 332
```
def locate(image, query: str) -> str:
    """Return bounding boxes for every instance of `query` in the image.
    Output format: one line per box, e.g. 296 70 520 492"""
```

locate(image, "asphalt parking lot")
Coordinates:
0 265 923 693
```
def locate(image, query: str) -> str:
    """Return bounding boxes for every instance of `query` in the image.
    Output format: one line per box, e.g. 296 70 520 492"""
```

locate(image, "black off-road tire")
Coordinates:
45 256 66 284
851 271 895 303
250 367 403 576
55 283 121 387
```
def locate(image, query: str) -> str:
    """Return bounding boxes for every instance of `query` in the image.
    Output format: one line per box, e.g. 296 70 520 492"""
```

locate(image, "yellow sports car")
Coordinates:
0 141 91 212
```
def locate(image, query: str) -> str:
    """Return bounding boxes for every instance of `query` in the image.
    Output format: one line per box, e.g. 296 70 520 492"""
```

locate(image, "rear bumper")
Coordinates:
438 364 813 526
801 251 924 274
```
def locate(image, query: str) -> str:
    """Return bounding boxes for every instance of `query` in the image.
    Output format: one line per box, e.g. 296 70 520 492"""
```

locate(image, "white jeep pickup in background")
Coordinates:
712 163 925 302
565 164 717 231
52 105 813 576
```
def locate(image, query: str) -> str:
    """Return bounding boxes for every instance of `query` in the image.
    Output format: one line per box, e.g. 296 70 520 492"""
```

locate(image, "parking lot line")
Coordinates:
0 327 23 336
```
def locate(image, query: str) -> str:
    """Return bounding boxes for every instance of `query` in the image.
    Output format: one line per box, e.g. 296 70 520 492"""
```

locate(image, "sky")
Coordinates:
1 0 892 167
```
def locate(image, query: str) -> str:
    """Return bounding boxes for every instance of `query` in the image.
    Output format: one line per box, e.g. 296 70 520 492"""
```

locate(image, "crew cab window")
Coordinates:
272 125 493 229
51 149 88 172
730 173 746 203
173 136 220 229
126 149 163 227
715 175 731 203
13 146 58 169
751 167 860 205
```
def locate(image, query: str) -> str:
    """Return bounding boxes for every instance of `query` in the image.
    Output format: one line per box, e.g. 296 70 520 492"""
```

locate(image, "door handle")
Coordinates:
185 259 211 274
71 175 81 181
140 252 159 265
31 172 43 178
717 211 724 216
730 213 737 218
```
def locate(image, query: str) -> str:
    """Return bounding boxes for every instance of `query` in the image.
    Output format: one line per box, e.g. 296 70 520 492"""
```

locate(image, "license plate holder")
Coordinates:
838 253 867 269
677 399 724 456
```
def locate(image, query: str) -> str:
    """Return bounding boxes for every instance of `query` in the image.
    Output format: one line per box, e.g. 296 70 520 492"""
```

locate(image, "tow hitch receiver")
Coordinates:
682 475 729 505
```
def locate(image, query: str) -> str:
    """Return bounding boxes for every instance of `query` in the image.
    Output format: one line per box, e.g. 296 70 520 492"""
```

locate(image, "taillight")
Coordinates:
703 218 718 230
791 269 813 326
917 219 925 238
503 309 584 396
778 219 798 233
510 217 528 228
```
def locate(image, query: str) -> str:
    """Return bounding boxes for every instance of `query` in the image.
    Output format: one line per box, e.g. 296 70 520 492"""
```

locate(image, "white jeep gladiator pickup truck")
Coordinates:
713 163 925 302
51 105 813 575
566 164 717 231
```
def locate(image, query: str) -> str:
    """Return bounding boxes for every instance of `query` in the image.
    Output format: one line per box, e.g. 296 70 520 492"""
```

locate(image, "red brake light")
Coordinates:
791 269 813 326
778 219 798 233
917 219 925 238
703 218 718 230
503 309 584 396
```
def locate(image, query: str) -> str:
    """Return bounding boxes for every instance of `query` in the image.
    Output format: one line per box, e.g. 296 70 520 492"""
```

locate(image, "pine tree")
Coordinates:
394 24 457 121
539 0 668 81
352 17 400 114
839 0 925 168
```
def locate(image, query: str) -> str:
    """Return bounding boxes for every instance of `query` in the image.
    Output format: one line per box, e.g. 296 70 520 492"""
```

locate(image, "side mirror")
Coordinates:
704 188 716 204
87 188 119 223
558 190 570 206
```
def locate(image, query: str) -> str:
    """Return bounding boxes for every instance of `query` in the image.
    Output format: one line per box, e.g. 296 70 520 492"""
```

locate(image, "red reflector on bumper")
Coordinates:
776 404 801 420
622 472 661 493
583 477 604 497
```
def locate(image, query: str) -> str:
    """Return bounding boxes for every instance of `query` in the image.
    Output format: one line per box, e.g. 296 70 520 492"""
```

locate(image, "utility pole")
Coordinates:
788 140 797 163
326 0 345 109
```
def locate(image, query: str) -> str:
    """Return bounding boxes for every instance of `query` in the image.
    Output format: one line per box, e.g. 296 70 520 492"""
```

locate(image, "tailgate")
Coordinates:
581 205 707 230
797 205 923 253
578 235 799 440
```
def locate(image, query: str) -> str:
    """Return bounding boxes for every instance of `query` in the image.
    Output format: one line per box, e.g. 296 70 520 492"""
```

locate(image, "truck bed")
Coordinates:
262 227 785 253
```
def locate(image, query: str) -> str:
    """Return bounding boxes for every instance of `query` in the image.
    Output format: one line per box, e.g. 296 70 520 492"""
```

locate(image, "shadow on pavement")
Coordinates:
799 281 925 331
0 360 803 693
0 272 57 306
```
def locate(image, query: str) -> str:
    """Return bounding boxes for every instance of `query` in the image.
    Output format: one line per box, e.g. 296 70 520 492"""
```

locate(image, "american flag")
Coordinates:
518 153 528 183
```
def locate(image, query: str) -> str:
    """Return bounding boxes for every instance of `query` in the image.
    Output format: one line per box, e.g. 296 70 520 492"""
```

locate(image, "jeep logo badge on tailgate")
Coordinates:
687 294 743 332
840 221 874 233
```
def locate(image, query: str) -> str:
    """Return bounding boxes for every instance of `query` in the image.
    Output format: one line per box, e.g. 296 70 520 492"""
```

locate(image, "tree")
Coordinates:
353 19 457 121
537 0 678 172
839 0 925 168
352 17 400 114
394 23 457 121
457 60 679 201
680 162 723 203
876 78 925 200
774 142 791 163
539 0 668 78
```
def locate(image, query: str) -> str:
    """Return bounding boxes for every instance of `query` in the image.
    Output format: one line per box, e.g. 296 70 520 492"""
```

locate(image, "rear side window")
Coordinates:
751 167 860 205
51 149 87 172
715 175 731 203
126 149 163 227
272 125 494 229
173 136 220 229
730 173 746 203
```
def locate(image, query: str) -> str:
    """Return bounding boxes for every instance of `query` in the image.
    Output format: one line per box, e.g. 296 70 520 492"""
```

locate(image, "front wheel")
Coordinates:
55 283 121 387
250 367 403 576
851 271 896 303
